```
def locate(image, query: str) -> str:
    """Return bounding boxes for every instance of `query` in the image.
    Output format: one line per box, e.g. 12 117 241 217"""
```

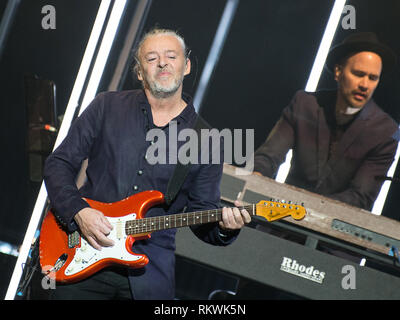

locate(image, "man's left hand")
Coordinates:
219 200 252 230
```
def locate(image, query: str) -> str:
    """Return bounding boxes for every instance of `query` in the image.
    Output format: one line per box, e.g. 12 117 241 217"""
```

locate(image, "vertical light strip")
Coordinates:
75 0 128 190
55 0 112 149
305 0 347 92
372 142 400 215
0 0 22 61
275 0 346 183
79 0 128 115
275 149 292 183
108 0 152 91
5 0 112 300
193 0 239 112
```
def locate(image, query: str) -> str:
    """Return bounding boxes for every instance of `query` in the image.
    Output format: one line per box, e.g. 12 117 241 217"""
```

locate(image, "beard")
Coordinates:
143 68 185 99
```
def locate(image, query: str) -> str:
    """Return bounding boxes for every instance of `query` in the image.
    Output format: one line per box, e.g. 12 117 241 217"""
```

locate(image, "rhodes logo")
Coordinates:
280 257 325 284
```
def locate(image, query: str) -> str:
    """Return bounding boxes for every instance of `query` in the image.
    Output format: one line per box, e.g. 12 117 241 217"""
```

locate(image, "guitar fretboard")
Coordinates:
125 205 256 235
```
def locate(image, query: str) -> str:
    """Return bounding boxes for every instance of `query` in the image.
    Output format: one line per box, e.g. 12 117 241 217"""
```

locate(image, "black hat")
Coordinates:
326 32 397 73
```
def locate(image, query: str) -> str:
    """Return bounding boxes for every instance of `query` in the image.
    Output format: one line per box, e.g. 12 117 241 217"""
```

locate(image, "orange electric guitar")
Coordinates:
39 190 306 283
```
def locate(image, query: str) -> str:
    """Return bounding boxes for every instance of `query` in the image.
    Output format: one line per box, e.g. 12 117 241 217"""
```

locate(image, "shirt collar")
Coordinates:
138 89 197 125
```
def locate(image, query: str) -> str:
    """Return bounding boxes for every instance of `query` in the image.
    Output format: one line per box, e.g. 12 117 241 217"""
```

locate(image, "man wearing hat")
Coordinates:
253 32 399 210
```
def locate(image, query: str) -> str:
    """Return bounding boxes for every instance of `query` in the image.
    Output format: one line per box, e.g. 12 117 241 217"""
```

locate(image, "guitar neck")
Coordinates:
125 205 256 235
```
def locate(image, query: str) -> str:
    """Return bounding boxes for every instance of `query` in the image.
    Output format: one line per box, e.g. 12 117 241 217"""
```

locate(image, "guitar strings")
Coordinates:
124 203 302 235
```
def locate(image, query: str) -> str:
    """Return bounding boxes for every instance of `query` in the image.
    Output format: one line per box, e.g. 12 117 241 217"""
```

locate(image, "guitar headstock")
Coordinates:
255 200 306 222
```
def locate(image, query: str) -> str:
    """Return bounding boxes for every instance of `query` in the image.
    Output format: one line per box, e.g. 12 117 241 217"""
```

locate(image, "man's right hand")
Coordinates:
74 207 114 251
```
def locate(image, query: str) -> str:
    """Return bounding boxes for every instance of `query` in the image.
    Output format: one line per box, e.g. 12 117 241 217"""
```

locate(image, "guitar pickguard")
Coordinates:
64 214 144 276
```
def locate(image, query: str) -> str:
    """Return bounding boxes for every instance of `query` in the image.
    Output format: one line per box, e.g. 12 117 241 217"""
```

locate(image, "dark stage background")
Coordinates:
0 0 399 299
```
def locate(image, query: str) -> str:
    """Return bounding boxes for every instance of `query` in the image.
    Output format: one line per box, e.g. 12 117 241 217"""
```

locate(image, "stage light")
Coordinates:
305 0 347 92
79 0 127 115
55 0 113 149
5 0 114 300
193 0 239 112
275 149 292 183
372 142 400 215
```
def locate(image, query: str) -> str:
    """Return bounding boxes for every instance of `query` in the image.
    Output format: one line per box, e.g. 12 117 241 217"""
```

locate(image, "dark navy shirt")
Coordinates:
43 89 236 299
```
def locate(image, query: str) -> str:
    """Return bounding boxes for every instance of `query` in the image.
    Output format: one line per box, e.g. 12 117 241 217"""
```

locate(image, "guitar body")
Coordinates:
39 190 164 283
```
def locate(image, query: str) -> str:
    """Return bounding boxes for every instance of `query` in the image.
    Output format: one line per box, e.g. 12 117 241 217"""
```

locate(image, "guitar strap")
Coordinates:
164 114 211 206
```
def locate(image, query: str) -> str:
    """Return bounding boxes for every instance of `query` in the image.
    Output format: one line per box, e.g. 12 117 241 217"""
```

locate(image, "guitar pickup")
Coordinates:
68 231 80 248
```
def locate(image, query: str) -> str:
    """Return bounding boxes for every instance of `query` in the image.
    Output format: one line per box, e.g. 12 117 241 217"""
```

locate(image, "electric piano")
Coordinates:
174 164 400 300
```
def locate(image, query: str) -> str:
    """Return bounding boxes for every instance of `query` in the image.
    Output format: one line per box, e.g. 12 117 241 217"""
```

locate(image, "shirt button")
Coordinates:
138 170 143 175
133 185 139 191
